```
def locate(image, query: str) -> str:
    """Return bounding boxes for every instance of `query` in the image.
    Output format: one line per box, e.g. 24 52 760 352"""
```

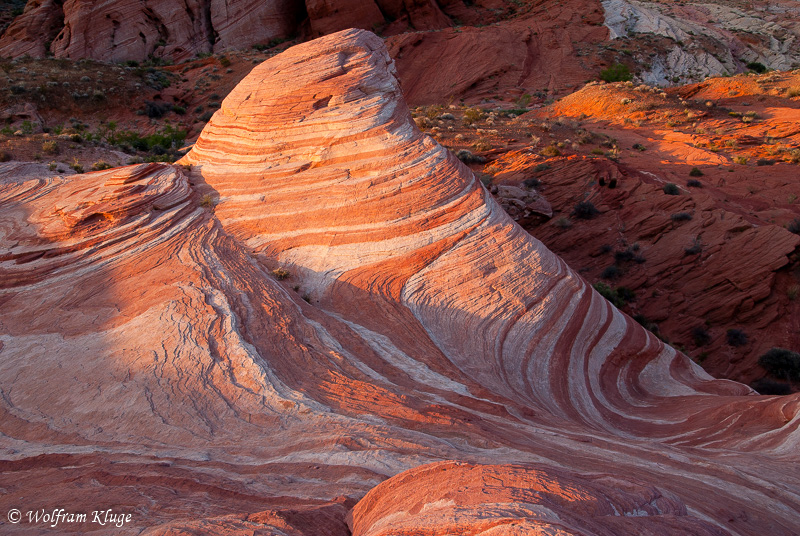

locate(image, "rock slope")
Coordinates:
1 29 799 535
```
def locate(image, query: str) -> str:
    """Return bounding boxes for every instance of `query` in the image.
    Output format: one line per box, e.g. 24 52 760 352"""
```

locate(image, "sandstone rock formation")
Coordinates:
1 29 799 535
0 0 490 62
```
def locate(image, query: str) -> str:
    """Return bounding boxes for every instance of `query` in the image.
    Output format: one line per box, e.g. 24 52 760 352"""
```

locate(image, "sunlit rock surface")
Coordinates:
1 29 799 535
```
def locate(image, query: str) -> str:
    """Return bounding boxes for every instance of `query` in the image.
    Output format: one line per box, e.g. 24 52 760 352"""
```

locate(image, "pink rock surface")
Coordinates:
1 29 799 535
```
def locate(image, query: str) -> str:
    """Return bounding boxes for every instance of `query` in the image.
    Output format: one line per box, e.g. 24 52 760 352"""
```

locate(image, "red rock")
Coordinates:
1 29 799 536
349 461 731 536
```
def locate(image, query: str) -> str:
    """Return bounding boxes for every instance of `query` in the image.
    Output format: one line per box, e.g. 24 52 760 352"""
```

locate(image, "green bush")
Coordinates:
746 61 767 73
600 63 632 82
758 348 800 382
573 201 599 219
663 183 680 195
593 282 634 308
726 328 748 347
689 167 703 177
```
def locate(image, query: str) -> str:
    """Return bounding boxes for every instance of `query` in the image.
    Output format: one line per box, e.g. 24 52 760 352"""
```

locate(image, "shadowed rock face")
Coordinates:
1 29 799 535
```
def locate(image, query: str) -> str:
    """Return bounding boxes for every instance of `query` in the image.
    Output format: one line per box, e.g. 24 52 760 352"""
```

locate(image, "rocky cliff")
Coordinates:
1 30 798 535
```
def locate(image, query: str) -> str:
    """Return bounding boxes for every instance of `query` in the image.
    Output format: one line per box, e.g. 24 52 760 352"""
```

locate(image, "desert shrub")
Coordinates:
787 87 800 98
272 268 290 280
455 149 485 164
462 107 484 123
783 149 800 164
200 110 215 122
200 194 215 208
756 159 775 166
691 326 711 346
758 348 800 382
734 156 748 165
632 143 646 151
144 100 171 119
554 217 572 229
746 61 767 73
671 212 692 221
600 63 632 82
789 285 800 300
172 105 186 115
591 148 604 155
0 151 11 162
91 160 112 171
219 56 231 67
687 179 702 188
533 163 550 172
689 167 703 177
633 313 659 334
593 282 634 308
42 140 59 154
663 183 680 195
70 159 84 173
601 265 620 279
573 201 599 219
523 177 541 189
614 246 645 264
472 139 492 152
726 328 748 347
684 237 703 256
540 145 561 157
750 378 792 395
787 219 800 234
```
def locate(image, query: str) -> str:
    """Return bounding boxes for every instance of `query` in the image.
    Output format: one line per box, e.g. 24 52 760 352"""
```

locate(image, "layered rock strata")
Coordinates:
1 29 798 535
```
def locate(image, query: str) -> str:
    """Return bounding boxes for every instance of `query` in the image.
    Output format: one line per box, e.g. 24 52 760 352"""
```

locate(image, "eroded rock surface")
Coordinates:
1 30 799 535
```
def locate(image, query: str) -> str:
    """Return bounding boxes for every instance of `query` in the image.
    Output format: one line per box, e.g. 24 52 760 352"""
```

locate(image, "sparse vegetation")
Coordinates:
687 179 702 188
522 177 541 189
592 282 634 308
599 63 632 82
746 61 767 73
750 378 791 395
663 183 680 195
689 167 703 177
758 348 800 382
684 236 703 256
572 201 599 219
726 328 748 347
787 218 800 234
671 212 692 221
455 149 485 164
272 268 290 280
691 326 711 347
41 140 59 154
601 265 620 279
540 145 561 157
554 217 572 229
91 160 112 171
462 107 485 124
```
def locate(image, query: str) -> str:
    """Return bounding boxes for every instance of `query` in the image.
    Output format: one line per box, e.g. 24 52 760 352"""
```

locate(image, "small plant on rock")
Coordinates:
689 167 703 177
600 63 632 82
272 268 290 280
758 348 800 382
663 183 680 195
572 201 599 219
726 328 748 347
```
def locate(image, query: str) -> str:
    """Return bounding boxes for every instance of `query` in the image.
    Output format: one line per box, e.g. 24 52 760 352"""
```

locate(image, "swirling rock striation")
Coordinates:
1 29 799 535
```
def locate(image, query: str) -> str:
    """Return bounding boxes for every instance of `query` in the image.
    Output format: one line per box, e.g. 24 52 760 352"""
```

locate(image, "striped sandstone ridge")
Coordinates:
0 29 798 535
